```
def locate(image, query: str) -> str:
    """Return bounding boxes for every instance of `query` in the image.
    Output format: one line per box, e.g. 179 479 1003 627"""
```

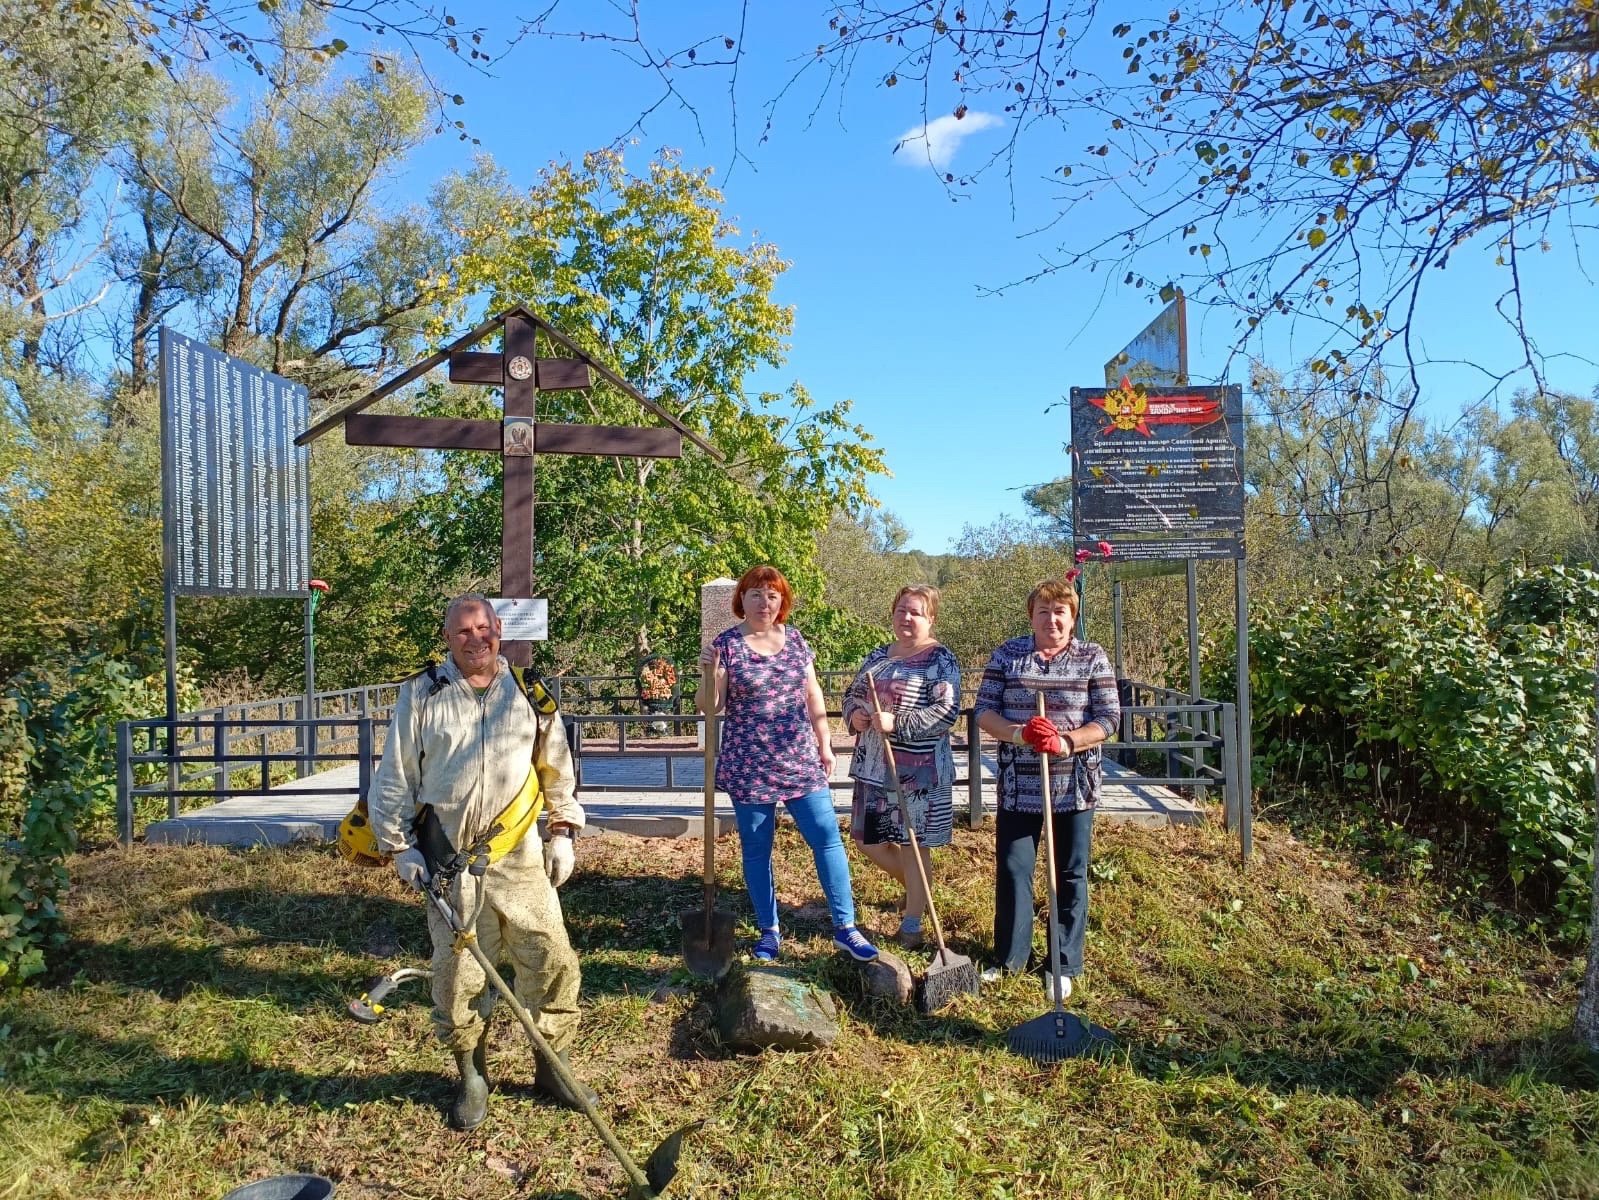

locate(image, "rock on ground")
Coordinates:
715 965 840 1051
859 951 914 1005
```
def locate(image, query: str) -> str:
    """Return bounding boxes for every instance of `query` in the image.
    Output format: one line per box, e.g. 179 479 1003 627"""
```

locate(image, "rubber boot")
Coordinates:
534 1049 599 1111
449 1037 489 1131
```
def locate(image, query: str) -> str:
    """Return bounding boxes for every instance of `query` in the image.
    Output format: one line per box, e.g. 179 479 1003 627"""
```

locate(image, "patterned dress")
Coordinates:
973 635 1120 814
712 625 830 805
841 644 962 847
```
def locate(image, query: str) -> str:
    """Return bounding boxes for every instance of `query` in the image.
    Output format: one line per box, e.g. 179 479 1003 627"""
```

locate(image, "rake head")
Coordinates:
1005 1010 1115 1063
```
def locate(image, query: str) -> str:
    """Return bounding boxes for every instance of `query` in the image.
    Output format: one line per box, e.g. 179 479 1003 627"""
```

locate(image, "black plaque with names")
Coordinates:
1070 382 1245 562
159 328 310 597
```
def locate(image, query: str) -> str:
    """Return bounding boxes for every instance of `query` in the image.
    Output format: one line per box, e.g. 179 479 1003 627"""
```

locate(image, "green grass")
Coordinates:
1 818 1595 1199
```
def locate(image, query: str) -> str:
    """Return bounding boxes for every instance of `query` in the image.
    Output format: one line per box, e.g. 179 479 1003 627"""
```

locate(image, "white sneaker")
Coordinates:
980 966 1005 985
1044 973 1073 1003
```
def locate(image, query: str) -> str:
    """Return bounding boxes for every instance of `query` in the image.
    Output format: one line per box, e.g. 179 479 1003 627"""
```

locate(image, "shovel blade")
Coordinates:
679 906 737 980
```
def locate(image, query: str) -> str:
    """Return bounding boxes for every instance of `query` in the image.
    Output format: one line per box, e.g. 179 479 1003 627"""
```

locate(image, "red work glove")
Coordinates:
1021 716 1064 756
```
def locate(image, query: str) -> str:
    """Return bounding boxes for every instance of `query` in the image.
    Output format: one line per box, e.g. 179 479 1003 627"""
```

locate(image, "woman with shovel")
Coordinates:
973 578 1120 1000
841 584 963 949
698 565 880 964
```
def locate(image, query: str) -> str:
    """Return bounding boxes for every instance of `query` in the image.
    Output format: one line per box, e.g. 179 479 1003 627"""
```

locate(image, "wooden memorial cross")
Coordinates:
296 306 720 666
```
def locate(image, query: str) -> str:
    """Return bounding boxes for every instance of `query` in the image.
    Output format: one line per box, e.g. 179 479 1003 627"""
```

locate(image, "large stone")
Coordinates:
859 951 914 1005
715 965 839 1052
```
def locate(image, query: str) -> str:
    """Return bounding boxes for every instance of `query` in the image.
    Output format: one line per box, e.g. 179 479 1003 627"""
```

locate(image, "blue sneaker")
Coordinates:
753 928 781 962
833 926 879 962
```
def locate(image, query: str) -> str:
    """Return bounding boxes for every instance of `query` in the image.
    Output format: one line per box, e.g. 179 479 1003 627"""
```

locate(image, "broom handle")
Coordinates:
867 675 949 954
1036 690 1067 1016
425 885 656 1198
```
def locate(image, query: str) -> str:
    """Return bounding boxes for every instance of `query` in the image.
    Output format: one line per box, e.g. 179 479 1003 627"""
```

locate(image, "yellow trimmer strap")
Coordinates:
483 762 544 863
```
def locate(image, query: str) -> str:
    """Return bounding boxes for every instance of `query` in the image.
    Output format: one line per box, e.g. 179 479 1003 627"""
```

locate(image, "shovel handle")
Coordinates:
701 656 718 889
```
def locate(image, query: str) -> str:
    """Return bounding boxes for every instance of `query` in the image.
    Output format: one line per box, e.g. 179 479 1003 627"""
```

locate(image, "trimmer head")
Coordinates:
346 967 431 1023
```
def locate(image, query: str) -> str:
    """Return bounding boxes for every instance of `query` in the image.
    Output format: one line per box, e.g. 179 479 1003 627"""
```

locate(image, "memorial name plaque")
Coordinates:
1070 381 1245 563
492 597 548 641
159 328 310 597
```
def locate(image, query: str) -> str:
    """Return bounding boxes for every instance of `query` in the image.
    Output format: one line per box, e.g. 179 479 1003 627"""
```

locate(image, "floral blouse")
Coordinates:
712 625 830 804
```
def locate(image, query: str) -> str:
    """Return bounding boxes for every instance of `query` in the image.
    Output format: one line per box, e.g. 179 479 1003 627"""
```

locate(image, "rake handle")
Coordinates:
1035 690 1067 1016
866 675 949 955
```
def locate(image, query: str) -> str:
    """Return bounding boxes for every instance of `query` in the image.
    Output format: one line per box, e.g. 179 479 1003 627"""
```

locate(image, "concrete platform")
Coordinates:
142 749 1207 847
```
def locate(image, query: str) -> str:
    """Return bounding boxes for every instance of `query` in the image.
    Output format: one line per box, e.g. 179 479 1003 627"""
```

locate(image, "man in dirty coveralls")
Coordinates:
368 593 592 1130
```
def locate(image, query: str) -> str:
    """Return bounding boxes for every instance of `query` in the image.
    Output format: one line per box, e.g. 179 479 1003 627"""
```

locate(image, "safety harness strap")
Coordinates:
415 661 556 862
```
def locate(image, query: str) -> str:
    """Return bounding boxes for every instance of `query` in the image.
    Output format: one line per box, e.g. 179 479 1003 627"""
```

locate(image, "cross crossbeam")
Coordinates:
298 307 712 665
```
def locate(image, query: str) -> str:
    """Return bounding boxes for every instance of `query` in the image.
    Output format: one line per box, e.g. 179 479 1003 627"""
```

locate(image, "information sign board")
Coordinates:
492 597 548 641
159 329 310 597
1070 382 1245 562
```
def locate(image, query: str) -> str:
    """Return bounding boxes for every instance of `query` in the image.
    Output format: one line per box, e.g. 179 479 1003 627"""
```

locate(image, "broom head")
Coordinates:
917 946 981 1013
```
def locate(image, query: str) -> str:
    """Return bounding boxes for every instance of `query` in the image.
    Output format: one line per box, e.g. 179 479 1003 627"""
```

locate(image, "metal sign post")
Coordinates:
302 579 329 777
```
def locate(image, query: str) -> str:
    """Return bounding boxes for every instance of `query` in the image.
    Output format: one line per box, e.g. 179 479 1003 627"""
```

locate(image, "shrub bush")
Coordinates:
1239 558 1597 940
0 651 191 985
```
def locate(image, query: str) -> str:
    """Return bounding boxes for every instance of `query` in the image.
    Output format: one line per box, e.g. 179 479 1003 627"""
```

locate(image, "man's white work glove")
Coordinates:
544 832 575 887
392 847 429 890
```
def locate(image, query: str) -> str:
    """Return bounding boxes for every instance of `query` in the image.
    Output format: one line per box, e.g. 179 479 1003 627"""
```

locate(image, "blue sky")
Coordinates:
376 3 1596 554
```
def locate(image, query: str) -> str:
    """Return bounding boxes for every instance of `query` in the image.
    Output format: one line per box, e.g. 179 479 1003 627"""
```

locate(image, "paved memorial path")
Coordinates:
144 741 1207 847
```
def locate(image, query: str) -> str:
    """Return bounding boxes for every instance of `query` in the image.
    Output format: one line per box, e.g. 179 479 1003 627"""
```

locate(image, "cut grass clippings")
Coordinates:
1 818 1596 1198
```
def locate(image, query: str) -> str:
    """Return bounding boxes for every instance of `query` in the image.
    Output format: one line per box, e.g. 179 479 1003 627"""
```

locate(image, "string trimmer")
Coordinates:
426 847 699 1198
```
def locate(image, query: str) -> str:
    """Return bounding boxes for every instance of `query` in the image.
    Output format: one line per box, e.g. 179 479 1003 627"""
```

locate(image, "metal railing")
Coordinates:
1113 681 1240 830
565 709 988 812
116 672 1241 844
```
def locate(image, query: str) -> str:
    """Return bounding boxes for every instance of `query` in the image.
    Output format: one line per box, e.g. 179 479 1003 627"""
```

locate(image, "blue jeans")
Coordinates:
733 787 857 932
994 804 1093 976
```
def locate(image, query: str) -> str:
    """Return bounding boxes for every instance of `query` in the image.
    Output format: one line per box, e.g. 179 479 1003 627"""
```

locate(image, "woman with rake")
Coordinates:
841 584 962 950
974 577 1120 1001
698 565 880 964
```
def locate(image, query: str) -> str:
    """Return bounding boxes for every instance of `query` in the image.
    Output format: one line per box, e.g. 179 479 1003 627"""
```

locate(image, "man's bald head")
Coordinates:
444 594 501 681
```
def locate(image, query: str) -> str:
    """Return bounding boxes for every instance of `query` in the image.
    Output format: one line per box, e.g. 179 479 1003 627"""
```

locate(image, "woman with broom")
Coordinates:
697 565 880 964
841 585 963 950
973 577 1119 1000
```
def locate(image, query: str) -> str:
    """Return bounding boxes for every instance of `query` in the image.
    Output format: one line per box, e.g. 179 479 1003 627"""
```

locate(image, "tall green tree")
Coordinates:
0 0 148 371
124 8 451 388
389 149 886 671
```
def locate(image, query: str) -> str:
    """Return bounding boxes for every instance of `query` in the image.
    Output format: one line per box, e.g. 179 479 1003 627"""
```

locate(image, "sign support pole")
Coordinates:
163 582 178 820
1111 580 1124 676
1235 557 1253 862
1187 561 1201 700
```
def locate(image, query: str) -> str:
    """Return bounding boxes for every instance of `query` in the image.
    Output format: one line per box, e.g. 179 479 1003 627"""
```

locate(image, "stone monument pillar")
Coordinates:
699 577 739 749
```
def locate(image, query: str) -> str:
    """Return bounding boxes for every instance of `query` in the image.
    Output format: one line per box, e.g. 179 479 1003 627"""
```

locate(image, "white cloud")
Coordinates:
894 111 1002 171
